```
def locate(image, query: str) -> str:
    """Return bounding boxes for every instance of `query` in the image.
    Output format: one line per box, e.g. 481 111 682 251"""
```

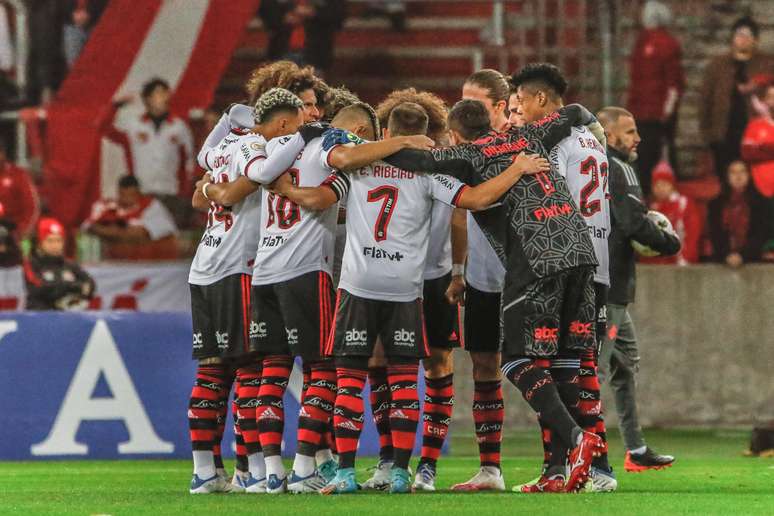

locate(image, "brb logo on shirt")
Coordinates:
393 329 415 347
344 329 367 347
250 321 268 339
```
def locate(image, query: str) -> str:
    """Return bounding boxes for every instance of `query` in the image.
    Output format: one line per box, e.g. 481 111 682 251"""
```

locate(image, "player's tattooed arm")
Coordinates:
196 175 259 207
383 146 477 183
327 135 434 171
455 152 549 210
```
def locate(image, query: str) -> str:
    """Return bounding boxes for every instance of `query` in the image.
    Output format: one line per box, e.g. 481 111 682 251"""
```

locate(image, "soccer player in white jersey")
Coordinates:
437 70 513 492
273 101 550 495
201 102 434 494
511 62 614 493
186 88 304 494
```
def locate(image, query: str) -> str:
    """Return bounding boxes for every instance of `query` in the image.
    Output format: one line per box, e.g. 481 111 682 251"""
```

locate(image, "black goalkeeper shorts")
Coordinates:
501 266 597 359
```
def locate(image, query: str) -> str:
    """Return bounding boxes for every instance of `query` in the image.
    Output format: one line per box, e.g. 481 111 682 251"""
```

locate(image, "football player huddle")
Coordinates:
186 60 678 496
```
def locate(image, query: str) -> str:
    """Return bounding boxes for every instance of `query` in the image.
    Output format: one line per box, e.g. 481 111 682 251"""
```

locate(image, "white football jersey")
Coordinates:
252 136 346 285
423 201 453 281
188 132 265 285
339 161 467 302
465 213 505 293
550 125 611 286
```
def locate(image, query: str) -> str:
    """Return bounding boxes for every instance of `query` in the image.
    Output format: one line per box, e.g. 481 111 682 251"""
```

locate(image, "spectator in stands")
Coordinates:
27 0 65 103
24 217 95 310
82 175 178 261
104 78 195 227
648 164 701 264
258 0 347 76
0 205 21 268
741 81 774 198
62 0 108 68
707 160 770 267
626 1 683 197
700 16 774 178
0 143 39 238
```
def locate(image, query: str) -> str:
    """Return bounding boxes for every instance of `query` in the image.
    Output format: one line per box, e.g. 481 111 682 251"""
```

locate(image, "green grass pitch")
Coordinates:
1 429 772 515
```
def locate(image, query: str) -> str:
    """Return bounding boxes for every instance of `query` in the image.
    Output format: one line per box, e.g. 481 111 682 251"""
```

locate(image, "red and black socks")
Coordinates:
189 363 227 479
235 365 263 478
369 366 394 463
419 374 454 467
333 367 368 469
502 358 582 450
473 379 504 469
256 355 292 477
294 363 338 477
387 363 421 470
579 349 610 470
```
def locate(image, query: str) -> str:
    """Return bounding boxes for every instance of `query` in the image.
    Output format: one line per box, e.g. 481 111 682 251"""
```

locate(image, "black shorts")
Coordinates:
501 266 597 359
327 289 429 359
423 273 461 349
249 271 335 362
190 273 252 360
594 283 609 352
463 284 502 353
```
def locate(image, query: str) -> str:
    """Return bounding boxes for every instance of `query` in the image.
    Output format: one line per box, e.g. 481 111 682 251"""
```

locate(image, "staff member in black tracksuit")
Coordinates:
23 217 95 310
597 107 680 472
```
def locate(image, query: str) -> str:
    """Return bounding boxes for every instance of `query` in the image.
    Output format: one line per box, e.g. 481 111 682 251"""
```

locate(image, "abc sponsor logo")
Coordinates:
534 326 559 342
345 329 368 347
250 321 268 339
393 329 415 347
192 332 203 349
215 331 229 349
569 321 593 337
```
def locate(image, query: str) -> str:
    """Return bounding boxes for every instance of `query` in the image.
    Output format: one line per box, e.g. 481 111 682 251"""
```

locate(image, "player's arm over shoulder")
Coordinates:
324 129 434 171
268 171 349 211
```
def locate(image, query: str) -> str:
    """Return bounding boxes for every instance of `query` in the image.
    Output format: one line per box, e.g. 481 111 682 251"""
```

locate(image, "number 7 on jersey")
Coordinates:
367 185 399 242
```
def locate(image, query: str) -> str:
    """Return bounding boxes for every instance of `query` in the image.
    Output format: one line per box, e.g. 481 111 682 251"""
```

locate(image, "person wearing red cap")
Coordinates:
23 217 95 310
648 163 701 264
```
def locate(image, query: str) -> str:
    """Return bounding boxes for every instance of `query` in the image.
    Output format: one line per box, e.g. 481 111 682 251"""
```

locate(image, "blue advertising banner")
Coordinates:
0 313 435 461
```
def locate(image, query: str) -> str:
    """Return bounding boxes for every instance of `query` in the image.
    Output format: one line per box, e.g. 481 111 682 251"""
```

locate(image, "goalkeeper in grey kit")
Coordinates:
596 107 680 471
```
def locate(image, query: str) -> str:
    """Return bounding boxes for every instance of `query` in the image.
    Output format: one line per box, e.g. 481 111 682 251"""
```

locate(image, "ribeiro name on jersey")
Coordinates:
334 138 467 303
